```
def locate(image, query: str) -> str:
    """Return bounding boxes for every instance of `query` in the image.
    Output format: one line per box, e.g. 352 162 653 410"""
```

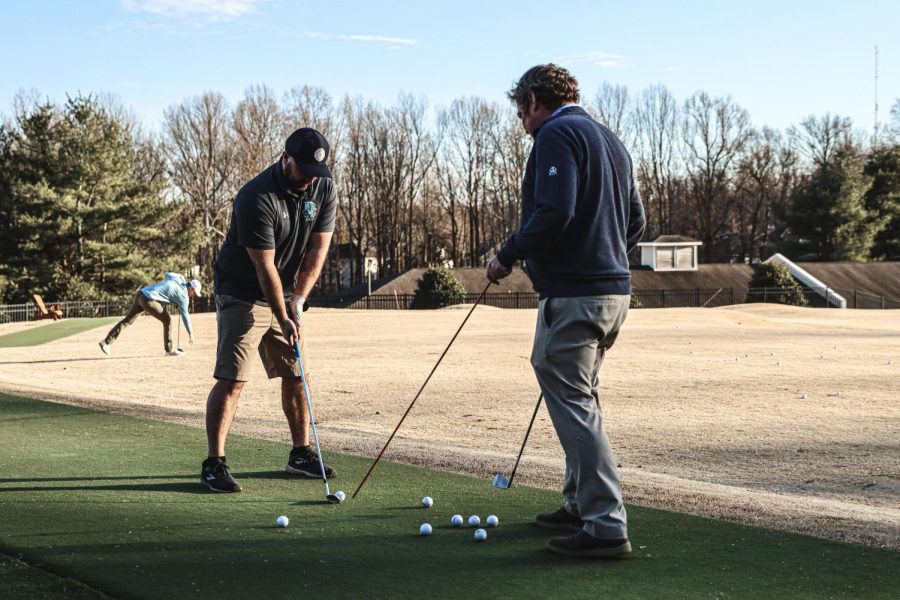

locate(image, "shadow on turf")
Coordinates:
0 480 207 495
0 357 147 365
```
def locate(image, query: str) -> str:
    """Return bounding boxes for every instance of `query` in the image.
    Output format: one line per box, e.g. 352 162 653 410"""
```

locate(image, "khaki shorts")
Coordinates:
213 294 308 381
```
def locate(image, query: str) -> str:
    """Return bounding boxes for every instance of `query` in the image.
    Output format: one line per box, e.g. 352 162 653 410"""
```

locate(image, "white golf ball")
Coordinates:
486 515 499 527
275 515 289 528
468 515 480 527
450 514 464 527
334 491 346 502
474 528 487 541
419 523 432 536
421 496 433 508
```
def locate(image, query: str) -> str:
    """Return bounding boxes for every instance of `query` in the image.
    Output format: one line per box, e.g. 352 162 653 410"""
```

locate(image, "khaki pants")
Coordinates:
213 294 307 381
531 295 631 539
104 292 173 352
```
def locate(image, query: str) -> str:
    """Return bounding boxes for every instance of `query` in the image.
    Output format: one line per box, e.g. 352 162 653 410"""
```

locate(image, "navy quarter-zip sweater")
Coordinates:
497 106 646 297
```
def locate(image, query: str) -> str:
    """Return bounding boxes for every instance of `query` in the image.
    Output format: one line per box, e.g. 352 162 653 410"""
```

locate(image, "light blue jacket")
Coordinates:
140 273 194 337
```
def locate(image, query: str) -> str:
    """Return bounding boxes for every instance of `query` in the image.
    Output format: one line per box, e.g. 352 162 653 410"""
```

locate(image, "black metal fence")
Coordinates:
311 286 900 311
2 286 896 324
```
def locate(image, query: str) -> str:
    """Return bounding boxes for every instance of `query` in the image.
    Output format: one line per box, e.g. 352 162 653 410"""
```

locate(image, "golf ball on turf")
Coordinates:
421 496 433 508
474 528 487 541
419 523 432 536
486 515 499 527
451 514 464 527
276 515 289 528
334 491 346 502
468 515 481 527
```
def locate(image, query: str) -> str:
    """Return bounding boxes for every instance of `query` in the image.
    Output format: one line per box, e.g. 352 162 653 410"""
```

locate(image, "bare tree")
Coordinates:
593 82 633 145
439 97 500 266
682 92 751 260
733 127 798 262
788 113 854 168
633 84 682 237
232 84 284 186
162 92 236 280
335 96 373 287
486 108 530 254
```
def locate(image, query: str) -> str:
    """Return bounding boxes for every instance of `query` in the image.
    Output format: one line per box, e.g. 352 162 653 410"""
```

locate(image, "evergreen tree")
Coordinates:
0 96 184 302
781 147 881 261
863 144 900 260
412 265 466 308
748 261 807 306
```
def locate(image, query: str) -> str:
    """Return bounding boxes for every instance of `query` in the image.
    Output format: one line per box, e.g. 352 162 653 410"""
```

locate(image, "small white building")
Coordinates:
638 236 702 271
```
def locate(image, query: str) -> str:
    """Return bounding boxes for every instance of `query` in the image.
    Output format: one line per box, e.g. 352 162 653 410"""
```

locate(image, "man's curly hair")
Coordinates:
507 64 580 111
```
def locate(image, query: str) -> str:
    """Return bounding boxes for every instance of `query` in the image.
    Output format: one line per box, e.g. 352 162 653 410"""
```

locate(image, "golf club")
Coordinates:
492 393 542 489
353 280 494 499
176 311 181 352
293 340 342 504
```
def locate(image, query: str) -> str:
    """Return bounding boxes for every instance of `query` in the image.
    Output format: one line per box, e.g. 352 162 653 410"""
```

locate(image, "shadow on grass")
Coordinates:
0 357 147 365
0 475 197 484
0 482 207 494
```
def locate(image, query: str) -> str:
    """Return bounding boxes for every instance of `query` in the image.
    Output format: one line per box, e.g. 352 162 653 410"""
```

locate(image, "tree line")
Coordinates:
1 84 899 303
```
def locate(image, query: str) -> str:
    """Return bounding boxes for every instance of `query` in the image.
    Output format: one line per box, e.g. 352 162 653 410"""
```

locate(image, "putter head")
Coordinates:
326 494 343 504
492 473 510 489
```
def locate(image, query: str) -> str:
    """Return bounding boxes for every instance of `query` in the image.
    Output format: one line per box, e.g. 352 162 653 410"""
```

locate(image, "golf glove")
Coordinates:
289 295 306 327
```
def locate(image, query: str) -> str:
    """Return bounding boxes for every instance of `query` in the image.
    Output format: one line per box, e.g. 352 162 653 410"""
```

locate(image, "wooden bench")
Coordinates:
33 294 64 321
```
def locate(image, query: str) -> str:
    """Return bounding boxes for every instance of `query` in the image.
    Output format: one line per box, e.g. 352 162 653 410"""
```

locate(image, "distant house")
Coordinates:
325 243 376 290
638 236 702 271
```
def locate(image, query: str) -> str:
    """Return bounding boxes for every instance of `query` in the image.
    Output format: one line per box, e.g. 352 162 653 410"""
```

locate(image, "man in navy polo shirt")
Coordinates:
201 127 337 493
487 64 646 557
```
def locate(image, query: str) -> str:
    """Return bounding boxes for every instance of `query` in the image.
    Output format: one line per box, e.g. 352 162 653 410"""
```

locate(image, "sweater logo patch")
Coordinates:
548 166 558 176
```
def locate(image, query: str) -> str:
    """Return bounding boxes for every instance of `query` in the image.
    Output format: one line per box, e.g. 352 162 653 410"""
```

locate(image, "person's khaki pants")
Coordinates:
213 294 307 381
531 295 631 539
104 292 173 352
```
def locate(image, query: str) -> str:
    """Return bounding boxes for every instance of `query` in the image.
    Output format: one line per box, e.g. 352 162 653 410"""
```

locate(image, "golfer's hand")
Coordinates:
486 256 511 284
280 318 298 346
289 295 305 328
188 335 194 345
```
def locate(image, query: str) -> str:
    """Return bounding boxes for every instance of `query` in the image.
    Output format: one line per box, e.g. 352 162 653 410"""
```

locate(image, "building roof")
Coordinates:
370 268 535 295
646 235 701 244
360 262 900 301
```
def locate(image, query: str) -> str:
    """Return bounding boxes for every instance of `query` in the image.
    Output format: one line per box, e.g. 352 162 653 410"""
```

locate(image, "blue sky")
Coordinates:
2 0 898 134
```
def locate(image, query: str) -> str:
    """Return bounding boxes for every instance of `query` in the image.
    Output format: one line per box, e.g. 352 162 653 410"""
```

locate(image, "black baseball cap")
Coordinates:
285 127 332 178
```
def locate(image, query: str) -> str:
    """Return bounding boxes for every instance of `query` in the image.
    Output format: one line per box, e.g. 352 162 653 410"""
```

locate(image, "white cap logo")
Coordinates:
314 148 326 162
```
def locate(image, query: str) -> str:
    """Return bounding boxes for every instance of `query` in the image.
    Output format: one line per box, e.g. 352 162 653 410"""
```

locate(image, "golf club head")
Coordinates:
492 473 510 489
326 493 343 504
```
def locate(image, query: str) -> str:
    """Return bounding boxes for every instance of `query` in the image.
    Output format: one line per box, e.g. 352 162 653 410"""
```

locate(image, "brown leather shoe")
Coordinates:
546 531 632 558
535 507 585 531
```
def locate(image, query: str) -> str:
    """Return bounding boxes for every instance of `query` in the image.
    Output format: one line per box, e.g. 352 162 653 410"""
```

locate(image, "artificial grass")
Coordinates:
0 392 897 599
0 318 117 348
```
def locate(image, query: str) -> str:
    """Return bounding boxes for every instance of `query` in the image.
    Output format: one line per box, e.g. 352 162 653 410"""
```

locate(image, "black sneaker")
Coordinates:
535 507 585 531
200 458 242 493
285 447 336 479
547 531 632 558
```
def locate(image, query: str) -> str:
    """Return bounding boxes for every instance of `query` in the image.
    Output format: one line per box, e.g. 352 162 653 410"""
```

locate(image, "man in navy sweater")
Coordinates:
487 64 646 558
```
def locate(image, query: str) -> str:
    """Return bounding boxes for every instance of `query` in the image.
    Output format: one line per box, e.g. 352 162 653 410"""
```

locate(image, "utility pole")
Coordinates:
874 45 880 146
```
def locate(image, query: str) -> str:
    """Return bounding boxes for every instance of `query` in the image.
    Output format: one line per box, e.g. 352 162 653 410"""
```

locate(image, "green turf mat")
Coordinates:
0 318 117 348
0 552 110 600
0 393 897 599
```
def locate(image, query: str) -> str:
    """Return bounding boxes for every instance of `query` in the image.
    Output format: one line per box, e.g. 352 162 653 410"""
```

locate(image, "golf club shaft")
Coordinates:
352 280 493 499
508 393 542 485
294 341 331 496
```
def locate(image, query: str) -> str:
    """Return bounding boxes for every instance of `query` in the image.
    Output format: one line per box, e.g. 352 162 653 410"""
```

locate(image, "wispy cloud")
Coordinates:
121 0 260 19
555 51 626 68
336 34 416 46
665 65 680 72
302 31 416 48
